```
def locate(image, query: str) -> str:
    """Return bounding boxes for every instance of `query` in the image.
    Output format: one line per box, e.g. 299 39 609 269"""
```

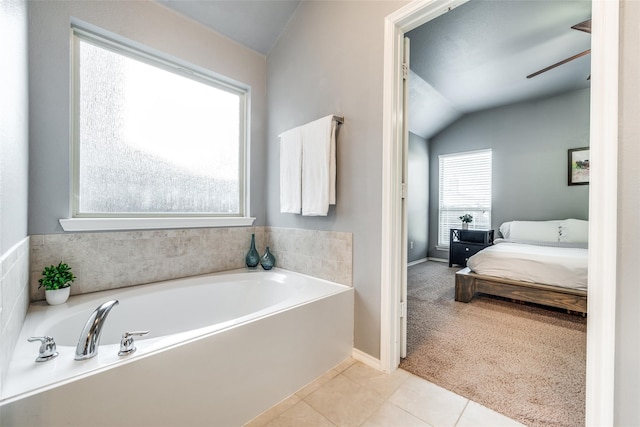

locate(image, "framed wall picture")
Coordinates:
568 147 590 185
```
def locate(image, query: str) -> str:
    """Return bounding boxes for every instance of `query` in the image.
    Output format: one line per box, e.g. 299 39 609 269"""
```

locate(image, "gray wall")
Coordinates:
0 0 30 397
408 132 429 263
428 88 590 258
616 1 640 424
0 0 29 254
27 0 268 234
266 0 408 358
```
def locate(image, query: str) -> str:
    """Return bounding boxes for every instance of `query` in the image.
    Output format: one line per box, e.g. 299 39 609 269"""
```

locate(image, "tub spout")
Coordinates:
75 300 119 360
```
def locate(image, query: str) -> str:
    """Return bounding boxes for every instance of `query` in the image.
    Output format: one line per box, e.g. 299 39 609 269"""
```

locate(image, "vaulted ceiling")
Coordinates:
157 0 592 139
407 0 592 139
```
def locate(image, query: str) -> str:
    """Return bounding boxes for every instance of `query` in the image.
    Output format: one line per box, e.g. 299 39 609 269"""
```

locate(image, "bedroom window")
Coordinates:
438 149 492 247
69 27 248 226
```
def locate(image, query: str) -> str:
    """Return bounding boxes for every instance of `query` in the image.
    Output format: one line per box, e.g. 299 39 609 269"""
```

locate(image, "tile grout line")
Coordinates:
454 399 471 427
298 372 347 426
384 400 433 427
352 365 414 426
298 398 338 427
354 378 405 427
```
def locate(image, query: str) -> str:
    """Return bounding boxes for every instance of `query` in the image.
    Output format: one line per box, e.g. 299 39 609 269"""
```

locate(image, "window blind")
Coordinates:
438 149 492 246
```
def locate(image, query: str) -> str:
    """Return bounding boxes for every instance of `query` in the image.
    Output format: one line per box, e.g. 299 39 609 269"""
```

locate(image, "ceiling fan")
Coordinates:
526 19 591 80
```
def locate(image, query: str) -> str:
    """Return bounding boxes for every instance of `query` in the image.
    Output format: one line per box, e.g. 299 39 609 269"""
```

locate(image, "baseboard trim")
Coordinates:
351 348 382 371
427 257 448 264
407 258 427 267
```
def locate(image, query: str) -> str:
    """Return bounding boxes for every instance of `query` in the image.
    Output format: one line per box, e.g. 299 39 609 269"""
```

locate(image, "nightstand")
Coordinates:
449 229 494 267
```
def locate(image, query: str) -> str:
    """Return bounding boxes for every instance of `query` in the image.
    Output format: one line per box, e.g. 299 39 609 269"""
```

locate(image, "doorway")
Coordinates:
380 0 619 425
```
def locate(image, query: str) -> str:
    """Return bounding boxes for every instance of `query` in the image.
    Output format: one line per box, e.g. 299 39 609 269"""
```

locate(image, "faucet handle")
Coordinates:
118 331 149 356
28 336 59 362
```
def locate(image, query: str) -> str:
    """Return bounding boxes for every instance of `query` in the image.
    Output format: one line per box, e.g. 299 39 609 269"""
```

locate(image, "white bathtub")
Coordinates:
0 268 354 426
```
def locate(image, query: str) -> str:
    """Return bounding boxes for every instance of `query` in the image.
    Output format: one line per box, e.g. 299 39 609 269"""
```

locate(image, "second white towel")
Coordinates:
301 115 336 216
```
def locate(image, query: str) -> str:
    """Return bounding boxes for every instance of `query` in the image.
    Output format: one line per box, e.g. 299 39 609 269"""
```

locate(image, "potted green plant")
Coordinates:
38 262 76 305
459 214 473 230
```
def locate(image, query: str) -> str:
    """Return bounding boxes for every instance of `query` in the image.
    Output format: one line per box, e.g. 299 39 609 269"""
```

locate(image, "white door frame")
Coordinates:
380 1 619 426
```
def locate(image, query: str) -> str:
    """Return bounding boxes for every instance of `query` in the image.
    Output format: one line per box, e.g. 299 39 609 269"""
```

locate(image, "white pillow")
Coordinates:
509 220 561 243
559 219 589 243
499 221 513 239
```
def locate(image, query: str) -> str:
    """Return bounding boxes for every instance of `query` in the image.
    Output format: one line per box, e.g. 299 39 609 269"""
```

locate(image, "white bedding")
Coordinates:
466 240 588 291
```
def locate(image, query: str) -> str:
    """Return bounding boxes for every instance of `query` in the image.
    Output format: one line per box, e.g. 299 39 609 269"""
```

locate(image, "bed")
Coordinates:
454 219 588 313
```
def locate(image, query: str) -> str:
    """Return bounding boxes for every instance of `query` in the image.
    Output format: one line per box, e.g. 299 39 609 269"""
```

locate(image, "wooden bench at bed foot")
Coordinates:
454 267 588 314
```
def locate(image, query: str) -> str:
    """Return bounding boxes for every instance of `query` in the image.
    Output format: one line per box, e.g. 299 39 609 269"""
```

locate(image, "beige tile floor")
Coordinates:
245 358 525 427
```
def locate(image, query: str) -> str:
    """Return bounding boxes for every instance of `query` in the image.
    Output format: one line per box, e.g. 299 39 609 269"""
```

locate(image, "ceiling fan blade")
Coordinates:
571 19 592 34
526 49 591 79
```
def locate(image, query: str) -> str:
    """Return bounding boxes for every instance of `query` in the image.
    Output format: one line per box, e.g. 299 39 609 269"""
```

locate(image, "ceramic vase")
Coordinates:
45 287 70 305
260 247 276 270
462 223 469 230
245 233 260 269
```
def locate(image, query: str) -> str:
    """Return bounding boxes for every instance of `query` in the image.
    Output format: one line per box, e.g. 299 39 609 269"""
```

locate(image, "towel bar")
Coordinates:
279 115 344 139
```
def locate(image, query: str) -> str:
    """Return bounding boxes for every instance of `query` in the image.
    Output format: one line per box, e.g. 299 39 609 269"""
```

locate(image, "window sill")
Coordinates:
435 245 449 252
59 217 256 232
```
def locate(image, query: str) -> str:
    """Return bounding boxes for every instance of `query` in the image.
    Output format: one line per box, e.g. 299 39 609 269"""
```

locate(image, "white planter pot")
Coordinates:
45 287 70 305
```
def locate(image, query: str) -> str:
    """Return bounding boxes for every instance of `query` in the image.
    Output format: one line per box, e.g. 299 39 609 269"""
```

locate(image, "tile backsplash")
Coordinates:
30 226 353 301
266 227 352 286
30 227 265 301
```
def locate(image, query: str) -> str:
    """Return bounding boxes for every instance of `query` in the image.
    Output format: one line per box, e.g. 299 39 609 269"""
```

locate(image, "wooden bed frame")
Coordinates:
455 267 587 313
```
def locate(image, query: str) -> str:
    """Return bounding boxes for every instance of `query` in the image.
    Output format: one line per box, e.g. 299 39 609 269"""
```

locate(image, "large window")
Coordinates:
71 28 247 220
438 149 492 247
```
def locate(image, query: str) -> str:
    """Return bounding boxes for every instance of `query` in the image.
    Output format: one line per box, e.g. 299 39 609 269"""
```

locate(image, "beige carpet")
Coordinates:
399 261 586 427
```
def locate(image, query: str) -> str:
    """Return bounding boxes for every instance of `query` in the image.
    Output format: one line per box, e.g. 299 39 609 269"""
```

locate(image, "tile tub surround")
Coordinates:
30 226 353 301
0 237 30 392
30 227 267 301
266 227 352 286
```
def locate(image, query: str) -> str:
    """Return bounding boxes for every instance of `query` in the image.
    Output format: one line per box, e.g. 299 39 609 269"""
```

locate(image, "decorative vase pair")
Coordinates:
245 233 276 270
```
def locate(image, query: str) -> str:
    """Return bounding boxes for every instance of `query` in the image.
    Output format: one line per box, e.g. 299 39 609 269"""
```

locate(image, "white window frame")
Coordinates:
60 26 254 232
437 149 492 248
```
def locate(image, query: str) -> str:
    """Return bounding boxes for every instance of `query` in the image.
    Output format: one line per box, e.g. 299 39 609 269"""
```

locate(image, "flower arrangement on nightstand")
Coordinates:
459 214 473 229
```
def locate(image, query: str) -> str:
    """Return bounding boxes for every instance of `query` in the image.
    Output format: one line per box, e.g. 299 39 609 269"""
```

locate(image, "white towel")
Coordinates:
301 115 336 216
329 119 337 205
279 127 303 213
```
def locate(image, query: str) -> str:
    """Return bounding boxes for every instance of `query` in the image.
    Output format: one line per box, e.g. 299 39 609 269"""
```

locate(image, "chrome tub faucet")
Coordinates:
75 300 119 360
27 336 59 362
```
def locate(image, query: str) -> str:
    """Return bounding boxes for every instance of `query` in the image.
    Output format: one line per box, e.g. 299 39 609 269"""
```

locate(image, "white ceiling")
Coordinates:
407 0 592 139
156 0 301 55
157 0 591 139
